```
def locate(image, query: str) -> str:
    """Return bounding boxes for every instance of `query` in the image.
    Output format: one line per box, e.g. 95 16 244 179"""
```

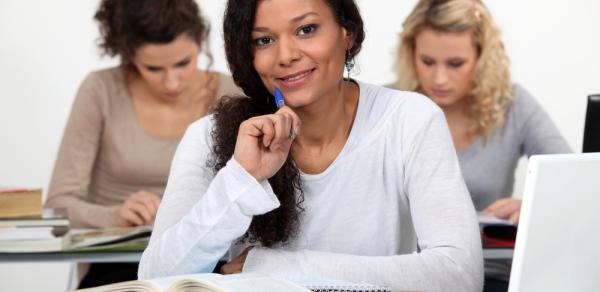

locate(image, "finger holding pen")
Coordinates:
266 88 301 151
233 88 301 181
273 87 301 141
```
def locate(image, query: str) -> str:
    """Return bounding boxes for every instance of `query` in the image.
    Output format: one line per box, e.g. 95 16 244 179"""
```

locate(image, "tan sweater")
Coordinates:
45 67 241 228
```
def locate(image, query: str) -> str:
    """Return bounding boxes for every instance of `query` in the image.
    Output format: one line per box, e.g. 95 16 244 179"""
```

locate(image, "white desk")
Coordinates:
0 248 511 263
0 251 142 263
0 251 142 290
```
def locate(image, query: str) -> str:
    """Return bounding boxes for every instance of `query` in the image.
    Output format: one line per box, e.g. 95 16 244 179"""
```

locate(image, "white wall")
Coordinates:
1 1 599 291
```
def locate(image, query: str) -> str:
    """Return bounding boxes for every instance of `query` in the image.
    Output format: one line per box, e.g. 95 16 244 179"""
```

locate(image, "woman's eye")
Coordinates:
298 24 318 36
421 59 434 66
146 66 162 72
175 60 191 68
449 61 465 68
254 37 274 47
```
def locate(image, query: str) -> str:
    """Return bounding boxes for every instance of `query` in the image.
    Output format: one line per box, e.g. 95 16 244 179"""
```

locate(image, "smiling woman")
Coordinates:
43 0 241 288
139 0 483 291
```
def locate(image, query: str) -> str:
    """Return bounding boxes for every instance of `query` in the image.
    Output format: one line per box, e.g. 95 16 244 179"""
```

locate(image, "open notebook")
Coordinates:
75 273 393 292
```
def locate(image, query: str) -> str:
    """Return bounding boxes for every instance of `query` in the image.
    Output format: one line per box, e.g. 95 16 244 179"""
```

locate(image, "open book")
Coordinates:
76 273 311 292
75 273 393 292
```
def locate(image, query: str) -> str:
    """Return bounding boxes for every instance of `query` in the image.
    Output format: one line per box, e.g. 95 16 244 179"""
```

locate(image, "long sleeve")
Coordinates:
514 85 572 156
242 108 484 292
45 73 121 228
138 118 280 279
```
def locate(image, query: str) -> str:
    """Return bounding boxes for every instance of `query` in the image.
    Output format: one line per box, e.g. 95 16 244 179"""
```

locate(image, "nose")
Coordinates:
433 66 449 86
278 36 301 67
164 69 180 91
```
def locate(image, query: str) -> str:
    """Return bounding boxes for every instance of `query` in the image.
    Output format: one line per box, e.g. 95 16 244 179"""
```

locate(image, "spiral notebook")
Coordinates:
297 278 392 292
305 284 392 292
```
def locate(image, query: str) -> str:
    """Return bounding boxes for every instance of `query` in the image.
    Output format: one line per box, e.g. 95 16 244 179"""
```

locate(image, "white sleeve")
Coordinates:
242 108 483 292
138 118 280 279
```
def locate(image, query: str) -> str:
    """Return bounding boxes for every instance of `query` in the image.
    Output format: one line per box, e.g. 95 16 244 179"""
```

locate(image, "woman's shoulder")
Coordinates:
353 82 444 145
359 81 442 122
186 114 217 143
506 83 545 119
84 66 126 88
176 114 217 153
70 67 126 113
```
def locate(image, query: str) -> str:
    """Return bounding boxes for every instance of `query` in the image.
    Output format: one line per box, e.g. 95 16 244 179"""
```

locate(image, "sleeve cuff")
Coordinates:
224 158 280 216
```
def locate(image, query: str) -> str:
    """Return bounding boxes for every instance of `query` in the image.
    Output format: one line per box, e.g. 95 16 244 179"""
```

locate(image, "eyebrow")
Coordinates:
142 55 192 69
418 54 467 62
253 12 318 32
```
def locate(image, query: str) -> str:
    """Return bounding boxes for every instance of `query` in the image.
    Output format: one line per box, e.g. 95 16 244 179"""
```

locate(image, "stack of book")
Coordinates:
0 208 70 252
0 222 152 253
0 187 153 253
0 187 43 218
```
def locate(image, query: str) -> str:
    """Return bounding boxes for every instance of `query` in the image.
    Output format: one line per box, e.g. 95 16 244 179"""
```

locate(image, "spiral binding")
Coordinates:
306 284 392 292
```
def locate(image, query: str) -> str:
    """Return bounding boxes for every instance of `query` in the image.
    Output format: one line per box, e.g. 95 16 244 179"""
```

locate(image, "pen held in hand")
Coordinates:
274 87 285 108
273 87 296 140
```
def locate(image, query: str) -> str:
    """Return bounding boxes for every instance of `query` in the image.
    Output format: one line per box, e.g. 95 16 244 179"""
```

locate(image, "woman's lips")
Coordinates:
276 68 315 88
164 91 181 97
431 89 452 98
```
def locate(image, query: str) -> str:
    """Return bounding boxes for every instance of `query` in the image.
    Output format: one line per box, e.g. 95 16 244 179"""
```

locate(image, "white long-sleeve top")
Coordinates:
138 82 483 292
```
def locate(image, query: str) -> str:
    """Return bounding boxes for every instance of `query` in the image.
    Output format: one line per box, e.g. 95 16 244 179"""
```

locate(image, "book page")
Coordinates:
210 275 309 292
148 273 226 292
149 273 309 292
75 279 159 292
66 226 151 249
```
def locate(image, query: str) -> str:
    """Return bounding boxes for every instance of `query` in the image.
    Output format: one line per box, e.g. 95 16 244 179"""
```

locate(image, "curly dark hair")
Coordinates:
94 0 211 72
211 0 365 247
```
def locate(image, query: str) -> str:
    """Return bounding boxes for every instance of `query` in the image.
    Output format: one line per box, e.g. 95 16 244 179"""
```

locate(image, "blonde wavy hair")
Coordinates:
394 0 513 138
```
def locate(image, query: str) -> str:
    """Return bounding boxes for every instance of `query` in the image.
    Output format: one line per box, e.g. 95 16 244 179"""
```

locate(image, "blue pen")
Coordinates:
274 87 285 108
274 87 296 139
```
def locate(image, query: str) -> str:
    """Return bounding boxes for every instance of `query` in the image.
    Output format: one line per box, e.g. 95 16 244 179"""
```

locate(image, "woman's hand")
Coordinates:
118 190 161 227
483 198 522 225
234 106 301 181
221 246 253 274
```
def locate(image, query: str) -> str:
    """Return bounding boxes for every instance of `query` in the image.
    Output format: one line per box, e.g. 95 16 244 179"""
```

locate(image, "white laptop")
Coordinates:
508 153 600 292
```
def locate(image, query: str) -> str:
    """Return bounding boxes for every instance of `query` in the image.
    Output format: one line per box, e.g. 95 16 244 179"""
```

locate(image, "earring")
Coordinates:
345 49 354 80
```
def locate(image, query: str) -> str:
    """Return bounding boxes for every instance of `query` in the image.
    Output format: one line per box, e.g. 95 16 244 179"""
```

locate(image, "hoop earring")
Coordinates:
345 49 354 80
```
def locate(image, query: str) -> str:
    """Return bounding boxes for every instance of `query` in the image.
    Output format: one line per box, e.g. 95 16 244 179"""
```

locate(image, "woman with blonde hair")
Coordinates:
393 0 571 291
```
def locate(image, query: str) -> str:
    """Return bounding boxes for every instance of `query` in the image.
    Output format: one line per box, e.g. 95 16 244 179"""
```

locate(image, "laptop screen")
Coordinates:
582 94 600 153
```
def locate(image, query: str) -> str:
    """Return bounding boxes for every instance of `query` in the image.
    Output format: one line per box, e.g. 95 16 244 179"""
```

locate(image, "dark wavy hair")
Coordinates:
94 0 211 72
211 0 365 247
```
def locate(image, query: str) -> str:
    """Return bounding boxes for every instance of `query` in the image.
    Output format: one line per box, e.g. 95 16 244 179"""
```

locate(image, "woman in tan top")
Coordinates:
45 0 239 287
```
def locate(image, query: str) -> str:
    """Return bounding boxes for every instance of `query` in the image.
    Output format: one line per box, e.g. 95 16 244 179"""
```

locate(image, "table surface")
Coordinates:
0 247 512 263
0 251 142 263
